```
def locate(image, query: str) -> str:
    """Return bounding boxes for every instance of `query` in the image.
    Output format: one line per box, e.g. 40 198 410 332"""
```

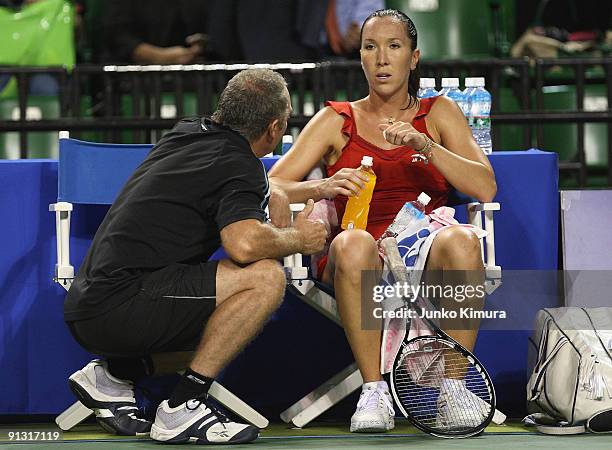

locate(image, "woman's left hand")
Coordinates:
379 122 427 150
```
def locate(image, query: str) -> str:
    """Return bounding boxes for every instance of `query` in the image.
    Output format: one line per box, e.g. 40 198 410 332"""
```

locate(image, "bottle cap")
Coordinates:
420 78 436 89
465 77 486 88
441 78 459 88
417 192 431 205
361 155 373 166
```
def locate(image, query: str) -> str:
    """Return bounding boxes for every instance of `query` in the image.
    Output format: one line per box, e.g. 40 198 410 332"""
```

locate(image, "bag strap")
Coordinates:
581 308 612 363
524 413 586 435
534 318 552 373
529 337 569 401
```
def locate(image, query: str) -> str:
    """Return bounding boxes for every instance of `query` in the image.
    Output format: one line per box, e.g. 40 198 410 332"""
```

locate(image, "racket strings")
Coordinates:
394 339 493 434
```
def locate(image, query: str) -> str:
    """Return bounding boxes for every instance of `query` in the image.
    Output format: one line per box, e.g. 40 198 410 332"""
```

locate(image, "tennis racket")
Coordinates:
380 237 496 438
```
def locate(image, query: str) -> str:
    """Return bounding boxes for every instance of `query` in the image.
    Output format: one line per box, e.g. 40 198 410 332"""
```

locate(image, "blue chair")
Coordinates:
49 132 269 431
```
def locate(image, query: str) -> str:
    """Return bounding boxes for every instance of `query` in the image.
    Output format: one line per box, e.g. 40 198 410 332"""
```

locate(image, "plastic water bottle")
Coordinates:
379 192 431 241
465 77 492 154
341 156 377 231
281 134 293 154
418 78 438 99
440 78 468 116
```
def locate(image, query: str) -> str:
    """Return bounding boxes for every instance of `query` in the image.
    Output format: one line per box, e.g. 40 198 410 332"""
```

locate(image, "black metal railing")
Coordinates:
1 58 611 186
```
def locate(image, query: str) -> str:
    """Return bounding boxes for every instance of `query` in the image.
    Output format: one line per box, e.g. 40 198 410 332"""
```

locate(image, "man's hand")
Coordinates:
293 199 327 255
185 33 207 48
157 45 202 64
318 168 369 199
379 122 428 149
268 187 291 228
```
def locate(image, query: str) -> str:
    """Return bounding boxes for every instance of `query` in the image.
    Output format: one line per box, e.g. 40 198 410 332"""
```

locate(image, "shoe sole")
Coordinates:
150 423 259 444
150 423 186 443
69 369 134 404
350 419 394 433
68 374 149 437
68 375 114 410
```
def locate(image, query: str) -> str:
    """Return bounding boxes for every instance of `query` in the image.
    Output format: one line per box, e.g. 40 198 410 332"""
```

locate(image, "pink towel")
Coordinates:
429 206 487 238
380 207 487 374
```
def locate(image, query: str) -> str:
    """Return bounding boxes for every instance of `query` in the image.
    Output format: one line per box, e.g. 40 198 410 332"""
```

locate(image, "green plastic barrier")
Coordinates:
115 93 201 143
495 84 607 171
496 87 530 150
75 92 215 145
386 0 515 59
0 96 59 159
0 0 74 98
539 84 607 168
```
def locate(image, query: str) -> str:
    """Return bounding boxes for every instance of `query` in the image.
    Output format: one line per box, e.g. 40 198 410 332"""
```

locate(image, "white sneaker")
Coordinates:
150 396 259 444
68 359 151 436
350 382 395 432
436 378 488 430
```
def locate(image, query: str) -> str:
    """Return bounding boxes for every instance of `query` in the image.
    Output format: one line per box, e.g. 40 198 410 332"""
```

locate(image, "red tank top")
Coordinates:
326 97 451 240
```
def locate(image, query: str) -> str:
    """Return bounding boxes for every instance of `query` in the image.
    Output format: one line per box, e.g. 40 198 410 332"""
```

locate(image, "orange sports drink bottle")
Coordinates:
341 156 377 230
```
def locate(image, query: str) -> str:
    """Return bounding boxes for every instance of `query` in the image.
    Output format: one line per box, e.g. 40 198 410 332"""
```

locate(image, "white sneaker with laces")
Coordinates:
350 381 395 433
150 396 259 444
68 359 151 435
436 378 488 430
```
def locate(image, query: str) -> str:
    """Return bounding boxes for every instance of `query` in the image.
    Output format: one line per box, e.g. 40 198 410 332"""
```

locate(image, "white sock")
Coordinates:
362 381 379 390
362 381 389 391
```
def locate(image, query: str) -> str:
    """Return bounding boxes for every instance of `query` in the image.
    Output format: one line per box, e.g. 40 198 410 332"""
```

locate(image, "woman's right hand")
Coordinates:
318 168 369 199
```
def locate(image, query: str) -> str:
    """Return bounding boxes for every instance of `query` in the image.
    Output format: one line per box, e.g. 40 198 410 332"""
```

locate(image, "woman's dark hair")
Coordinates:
360 9 420 109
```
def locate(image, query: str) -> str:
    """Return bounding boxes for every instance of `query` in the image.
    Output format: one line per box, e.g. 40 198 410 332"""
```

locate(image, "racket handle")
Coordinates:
381 237 409 284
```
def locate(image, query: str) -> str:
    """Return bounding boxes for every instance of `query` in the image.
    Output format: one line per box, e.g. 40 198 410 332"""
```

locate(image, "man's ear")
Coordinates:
267 118 282 143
